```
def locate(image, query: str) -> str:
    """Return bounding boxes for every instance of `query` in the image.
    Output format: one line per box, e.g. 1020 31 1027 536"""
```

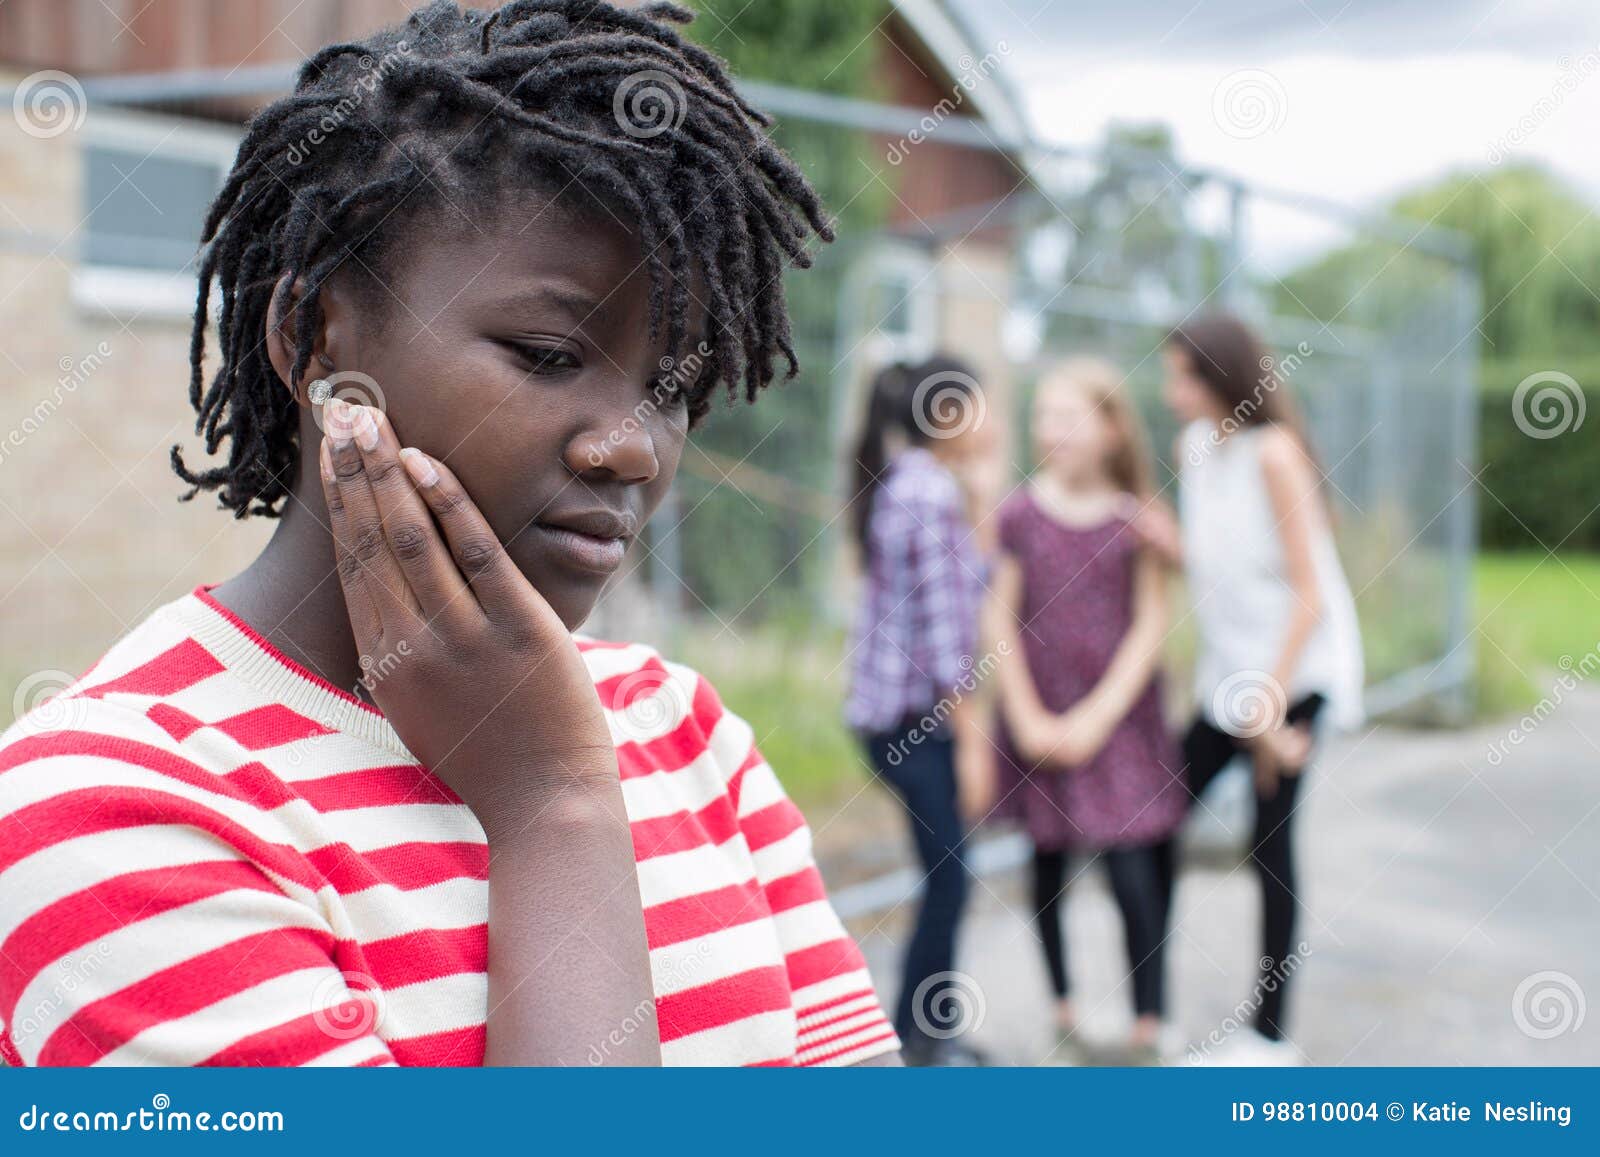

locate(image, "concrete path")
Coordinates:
820 683 1600 1065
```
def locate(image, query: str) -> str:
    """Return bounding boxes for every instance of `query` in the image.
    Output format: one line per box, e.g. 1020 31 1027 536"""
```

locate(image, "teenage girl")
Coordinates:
0 2 900 1068
987 358 1187 1064
847 357 994 1067
1144 314 1363 1065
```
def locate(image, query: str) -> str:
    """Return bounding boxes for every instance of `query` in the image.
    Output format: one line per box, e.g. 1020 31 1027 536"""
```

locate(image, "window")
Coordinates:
73 109 240 319
843 242 938 366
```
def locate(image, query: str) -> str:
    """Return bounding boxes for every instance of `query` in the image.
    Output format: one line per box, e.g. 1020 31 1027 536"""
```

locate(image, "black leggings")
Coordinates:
1030 840 1174 1018
1170 693 1325 1041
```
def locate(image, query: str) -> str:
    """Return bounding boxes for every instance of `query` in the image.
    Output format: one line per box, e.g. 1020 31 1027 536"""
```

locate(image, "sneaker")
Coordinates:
1157 1022 1190 1063
1111 1038 1164 1067
1038 1024 1091 1067
1188 1028 1303 1067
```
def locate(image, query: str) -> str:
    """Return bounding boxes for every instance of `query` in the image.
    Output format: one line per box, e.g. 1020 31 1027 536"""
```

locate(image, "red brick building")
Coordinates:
0 0 1031 681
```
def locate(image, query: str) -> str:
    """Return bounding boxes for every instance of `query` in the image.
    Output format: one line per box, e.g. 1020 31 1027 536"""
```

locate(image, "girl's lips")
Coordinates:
532 523 629 574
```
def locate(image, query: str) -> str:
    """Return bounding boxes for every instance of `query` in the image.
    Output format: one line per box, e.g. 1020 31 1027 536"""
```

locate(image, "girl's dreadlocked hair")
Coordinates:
173 0 833 518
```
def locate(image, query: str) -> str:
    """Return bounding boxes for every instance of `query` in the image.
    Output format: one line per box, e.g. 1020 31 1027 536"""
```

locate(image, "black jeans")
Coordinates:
862 720 970 1050
1031 841 1174 1018
1167 693 1325 1041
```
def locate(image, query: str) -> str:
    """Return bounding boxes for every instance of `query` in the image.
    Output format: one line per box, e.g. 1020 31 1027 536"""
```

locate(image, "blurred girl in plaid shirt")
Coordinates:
846 356 997 1066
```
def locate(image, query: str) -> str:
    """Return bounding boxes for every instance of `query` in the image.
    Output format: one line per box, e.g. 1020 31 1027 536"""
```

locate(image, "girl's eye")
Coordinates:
513 345 581 375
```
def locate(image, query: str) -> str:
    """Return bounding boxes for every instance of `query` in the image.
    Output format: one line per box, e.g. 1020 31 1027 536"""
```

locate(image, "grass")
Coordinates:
673 621 870 812
1475 552 1600 668
1473 551 1600 719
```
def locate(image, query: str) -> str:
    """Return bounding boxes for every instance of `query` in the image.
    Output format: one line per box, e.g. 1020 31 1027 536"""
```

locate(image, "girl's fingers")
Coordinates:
322 402 418 632
344 403 471 624
397 449 535 620
319 438 384 646
1254 748 1281 798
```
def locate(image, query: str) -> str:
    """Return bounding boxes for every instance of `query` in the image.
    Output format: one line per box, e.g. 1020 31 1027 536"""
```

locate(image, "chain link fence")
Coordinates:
642 94 1480 720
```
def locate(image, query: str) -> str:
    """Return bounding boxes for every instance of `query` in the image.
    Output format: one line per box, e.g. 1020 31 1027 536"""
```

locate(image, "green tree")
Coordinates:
1392 165 1600 362
1274 163 1600 362
658 0 890 619
1274 163 1600 552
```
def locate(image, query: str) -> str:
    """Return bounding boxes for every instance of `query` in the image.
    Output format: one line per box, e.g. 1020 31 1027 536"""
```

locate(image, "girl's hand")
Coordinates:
955 451 1006 516
318 399 614 826
1011 703 1110 770
954 736 996 824
319 398 659 1067
1048 702 1113 769
953 447 1008 556
1009 706 1063 767
1120 494 1183 567
1251 722 1313 799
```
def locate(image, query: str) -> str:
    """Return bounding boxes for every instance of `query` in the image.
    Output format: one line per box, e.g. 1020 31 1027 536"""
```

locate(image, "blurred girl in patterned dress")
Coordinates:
986 359 1185 1063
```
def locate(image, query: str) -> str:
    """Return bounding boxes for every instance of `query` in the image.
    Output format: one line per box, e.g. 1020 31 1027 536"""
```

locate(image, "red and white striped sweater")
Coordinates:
0 587 896 1067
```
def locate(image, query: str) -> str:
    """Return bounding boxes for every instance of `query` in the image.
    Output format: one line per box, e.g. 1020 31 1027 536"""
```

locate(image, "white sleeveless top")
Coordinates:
1179 420 1364 732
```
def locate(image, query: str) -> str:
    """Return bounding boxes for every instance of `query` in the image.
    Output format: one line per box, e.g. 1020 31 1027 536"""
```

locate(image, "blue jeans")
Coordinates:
863 720 971 1049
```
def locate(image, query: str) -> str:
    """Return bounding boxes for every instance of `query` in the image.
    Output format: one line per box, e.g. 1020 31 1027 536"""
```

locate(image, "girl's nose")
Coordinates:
566 415 660 485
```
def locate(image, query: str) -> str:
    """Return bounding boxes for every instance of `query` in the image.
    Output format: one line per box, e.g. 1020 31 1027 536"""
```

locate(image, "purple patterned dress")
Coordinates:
992 490 1186 851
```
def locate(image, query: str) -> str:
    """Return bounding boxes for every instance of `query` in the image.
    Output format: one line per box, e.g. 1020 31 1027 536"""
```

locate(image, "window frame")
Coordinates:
72 107 242 322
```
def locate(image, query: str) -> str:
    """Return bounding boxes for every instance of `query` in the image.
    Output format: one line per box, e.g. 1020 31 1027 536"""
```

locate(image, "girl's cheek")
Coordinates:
651 427 688 494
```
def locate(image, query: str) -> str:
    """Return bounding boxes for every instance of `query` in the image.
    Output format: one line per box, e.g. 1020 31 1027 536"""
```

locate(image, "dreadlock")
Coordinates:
173 0 833 518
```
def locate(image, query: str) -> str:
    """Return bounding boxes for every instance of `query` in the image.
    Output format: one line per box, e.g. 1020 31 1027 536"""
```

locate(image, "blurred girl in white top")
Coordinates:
1136 313 1363 1065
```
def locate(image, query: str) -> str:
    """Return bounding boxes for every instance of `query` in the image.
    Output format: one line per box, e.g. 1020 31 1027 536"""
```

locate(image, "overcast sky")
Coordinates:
955 0 1600 213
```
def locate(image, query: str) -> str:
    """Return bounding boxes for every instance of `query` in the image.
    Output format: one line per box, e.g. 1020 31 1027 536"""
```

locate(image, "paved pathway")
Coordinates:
820 685 1600 1065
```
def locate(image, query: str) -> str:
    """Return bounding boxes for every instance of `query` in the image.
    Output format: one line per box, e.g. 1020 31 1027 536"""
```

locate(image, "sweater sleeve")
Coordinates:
0 724 396 1068
702 681 900 1066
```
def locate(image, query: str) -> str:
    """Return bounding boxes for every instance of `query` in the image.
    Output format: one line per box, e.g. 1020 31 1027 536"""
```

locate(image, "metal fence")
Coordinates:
650 86 1480 721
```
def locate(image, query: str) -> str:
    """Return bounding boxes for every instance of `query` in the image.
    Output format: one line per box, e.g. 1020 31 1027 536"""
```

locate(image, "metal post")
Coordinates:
1443 266 1482 722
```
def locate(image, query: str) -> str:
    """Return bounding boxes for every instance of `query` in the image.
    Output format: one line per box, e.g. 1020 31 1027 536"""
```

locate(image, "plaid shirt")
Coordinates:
846 448 986 734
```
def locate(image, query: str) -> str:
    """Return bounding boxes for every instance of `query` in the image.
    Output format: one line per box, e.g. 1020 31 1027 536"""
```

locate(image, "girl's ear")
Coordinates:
264 273 348 404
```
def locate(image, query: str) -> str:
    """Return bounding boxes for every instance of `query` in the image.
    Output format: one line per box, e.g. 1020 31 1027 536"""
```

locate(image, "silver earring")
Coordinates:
308 379 332 405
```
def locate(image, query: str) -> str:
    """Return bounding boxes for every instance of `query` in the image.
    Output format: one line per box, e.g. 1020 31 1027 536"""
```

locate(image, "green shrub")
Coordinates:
674 621 868 810
1477 358 1600 552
